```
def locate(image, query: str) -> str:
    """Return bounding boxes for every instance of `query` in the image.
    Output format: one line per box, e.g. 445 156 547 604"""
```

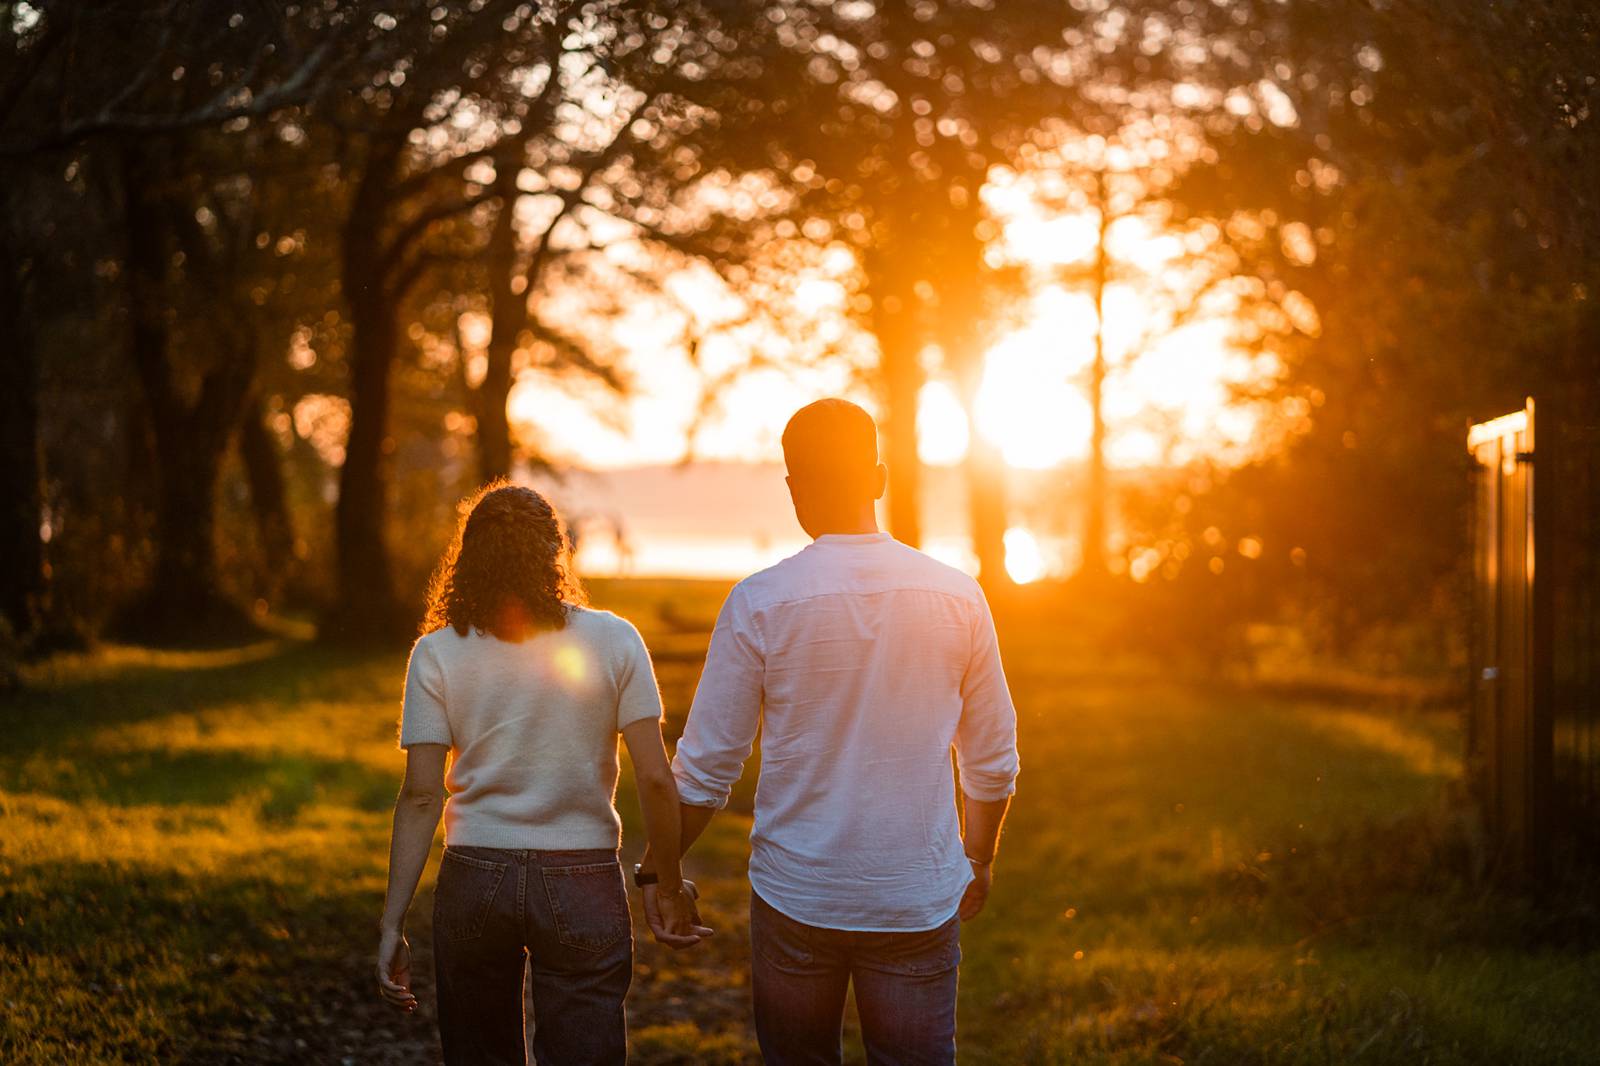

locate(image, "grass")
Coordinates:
2 579 1594 1064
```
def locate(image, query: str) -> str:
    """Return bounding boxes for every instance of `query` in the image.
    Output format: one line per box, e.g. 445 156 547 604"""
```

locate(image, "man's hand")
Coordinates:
376 926 417 1012
642 879 715 949
958 860 992 922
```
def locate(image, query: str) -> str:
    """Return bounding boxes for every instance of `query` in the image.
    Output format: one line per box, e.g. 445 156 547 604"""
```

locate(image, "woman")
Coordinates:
375 484 709 1065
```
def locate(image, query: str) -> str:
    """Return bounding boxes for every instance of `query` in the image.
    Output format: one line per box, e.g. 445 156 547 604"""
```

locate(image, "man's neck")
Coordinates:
810 511 880 538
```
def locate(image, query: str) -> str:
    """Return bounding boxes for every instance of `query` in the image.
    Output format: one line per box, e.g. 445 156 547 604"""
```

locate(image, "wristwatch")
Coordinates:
632 863 658 888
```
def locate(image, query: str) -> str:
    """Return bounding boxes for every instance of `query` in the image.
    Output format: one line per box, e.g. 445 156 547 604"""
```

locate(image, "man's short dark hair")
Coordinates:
781 399 879 487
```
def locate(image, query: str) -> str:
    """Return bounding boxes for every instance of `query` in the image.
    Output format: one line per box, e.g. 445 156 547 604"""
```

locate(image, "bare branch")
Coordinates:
1 25 347 157
380 187 497 269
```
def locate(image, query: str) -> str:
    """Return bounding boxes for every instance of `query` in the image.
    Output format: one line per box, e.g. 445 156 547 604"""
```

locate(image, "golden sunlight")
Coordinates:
974 332 1095 470
1003 526 1047 584
917 380 971 467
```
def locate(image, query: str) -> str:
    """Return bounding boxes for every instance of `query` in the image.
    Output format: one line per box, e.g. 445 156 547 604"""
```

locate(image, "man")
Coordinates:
639 398 1019 1065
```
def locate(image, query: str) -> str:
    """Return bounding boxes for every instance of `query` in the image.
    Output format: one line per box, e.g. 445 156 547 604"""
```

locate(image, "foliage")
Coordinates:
4 0 1596 655
1140 0 1600 648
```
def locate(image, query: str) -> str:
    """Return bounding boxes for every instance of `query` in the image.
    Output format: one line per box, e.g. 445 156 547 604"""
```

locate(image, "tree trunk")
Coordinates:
147 430 225 616
329 141 417 643
958 372 1008 588
939 212 1009 590
238 391 297 602
114 148 259 644
1082 171 1111 579
476 169 520 484
0 215 43 638
333 279 402 637
868 247 923 547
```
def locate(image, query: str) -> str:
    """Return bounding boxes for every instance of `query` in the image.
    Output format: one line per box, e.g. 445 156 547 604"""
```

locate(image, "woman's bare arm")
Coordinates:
376 743 448 1011
622 717 713 947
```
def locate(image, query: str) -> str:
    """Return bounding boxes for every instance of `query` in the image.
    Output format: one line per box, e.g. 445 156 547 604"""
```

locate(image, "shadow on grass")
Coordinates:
2 642 397 754
2 747 397 818
0 857 441 1066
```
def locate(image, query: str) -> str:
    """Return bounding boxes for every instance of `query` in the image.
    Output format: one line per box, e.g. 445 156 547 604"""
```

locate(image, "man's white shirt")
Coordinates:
671 532 1020 931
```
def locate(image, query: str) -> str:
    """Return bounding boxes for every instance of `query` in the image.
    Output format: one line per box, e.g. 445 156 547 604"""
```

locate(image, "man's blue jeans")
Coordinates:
749 892 960 1066
432 846 632 1065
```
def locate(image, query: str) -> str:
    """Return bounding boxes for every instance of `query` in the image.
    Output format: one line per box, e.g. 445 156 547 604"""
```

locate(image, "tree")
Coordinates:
319 0 762 638
463 83 652 483
0 197 43 638
1160 0 1599 643
114 143 263 640
701 1 1261 584
2 1 363 643
1011 128 1241 579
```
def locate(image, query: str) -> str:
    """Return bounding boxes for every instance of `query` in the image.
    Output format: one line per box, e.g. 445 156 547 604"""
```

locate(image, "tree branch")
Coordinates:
379 187 497 270
1 30 347 157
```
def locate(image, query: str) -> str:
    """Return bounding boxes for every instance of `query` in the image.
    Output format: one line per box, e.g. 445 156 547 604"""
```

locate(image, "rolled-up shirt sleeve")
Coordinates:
672 583 764 808
954 590 1019 801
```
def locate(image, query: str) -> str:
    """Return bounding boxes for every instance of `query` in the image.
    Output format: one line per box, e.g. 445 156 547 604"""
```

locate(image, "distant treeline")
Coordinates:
1 1 1594 665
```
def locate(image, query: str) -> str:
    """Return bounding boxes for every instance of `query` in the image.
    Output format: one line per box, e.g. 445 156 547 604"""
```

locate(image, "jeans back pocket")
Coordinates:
855 914 962 977
433 849 509 942
751 894 822 974
539 861 630 953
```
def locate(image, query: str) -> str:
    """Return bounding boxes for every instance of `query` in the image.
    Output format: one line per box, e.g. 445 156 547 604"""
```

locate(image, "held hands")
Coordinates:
958 858 993 922
642 879 715 950
376 926 417 1013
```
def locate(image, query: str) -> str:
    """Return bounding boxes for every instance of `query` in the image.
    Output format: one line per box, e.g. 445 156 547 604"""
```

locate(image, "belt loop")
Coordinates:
516 854 527 917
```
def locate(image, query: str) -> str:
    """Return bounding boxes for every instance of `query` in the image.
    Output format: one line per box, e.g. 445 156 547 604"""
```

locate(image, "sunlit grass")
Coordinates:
2 583 1594 1063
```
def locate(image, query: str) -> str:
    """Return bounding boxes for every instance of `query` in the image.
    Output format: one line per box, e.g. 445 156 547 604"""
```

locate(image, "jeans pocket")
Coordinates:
856 915 962 977
539 861 630 953
433 849 508 942
751 896 818 974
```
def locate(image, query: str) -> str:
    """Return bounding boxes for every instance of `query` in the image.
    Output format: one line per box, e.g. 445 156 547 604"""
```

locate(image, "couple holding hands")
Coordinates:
378 399 1020 1066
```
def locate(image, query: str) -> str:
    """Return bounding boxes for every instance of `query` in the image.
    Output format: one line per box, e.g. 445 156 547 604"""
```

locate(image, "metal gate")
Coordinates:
1469 395 1600 875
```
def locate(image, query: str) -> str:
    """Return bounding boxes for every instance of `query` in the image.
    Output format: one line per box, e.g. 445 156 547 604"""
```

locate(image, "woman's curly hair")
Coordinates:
421 482 587 637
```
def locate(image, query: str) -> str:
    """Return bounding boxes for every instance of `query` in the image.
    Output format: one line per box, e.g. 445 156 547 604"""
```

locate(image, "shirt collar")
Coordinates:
812 532 893 546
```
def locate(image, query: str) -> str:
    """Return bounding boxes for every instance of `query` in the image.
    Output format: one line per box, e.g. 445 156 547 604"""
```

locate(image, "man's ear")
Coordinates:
872 463 888 500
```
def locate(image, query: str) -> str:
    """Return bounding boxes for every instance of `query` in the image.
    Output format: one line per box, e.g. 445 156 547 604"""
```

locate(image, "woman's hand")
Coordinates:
643 879 715 949
376 926 417 1012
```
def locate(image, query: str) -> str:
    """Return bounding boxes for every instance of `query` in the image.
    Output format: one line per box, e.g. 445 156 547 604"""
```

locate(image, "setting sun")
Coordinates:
974 332 1095 470
1003 526 1048 584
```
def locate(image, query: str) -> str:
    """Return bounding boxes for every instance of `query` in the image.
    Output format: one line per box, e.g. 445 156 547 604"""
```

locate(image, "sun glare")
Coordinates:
975 334 1094 470
917 380 971 467
1003 526 1048 584
489 147 1276 494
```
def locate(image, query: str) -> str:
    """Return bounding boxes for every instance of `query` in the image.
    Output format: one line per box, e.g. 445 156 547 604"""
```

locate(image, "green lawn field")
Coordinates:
2 580 1594 1064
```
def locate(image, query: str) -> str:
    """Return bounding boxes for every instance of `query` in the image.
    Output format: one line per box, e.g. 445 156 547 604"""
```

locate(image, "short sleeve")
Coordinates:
613 618 664 731
399 638 452 748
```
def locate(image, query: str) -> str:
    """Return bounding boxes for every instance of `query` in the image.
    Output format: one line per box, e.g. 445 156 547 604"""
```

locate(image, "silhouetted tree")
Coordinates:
0 201 42 639
2 1 363 643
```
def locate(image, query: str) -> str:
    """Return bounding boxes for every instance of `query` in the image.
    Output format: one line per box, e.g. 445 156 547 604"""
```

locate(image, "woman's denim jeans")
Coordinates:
432 846 632 1066
750 892 960 1066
